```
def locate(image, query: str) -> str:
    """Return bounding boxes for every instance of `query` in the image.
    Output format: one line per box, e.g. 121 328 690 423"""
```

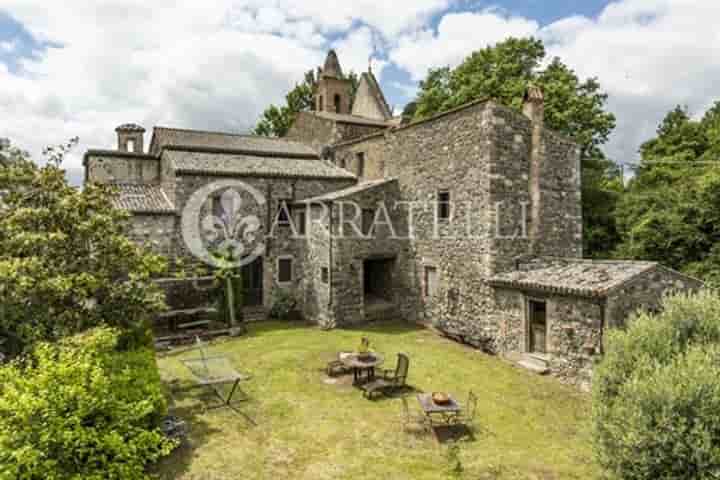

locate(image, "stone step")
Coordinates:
517 358 550 375
505 352 550 375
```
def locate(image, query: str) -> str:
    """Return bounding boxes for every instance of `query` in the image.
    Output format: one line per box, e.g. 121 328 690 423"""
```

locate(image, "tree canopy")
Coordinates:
614 102 720 285
254 69 359 137
0 139 167 353
412 37 621 257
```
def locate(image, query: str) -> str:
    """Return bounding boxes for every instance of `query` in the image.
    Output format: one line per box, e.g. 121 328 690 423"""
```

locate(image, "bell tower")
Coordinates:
315 50 352 115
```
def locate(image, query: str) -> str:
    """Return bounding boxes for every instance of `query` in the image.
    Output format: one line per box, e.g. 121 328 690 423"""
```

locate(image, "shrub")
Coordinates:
0 328 175 480
593 290 720 479
269 288 297 319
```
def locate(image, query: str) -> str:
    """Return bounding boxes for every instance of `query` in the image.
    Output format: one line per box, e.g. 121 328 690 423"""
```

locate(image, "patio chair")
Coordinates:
452 390 478 429
400 396 430 433
326 351 353 377
360 353 409 399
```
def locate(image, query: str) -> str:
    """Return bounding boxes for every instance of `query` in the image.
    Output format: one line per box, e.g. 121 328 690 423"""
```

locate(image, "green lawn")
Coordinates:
155 321 597 480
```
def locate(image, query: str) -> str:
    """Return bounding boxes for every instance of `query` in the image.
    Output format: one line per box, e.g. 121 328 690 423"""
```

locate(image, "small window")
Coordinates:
277 199 291 226
361 208 374 236
338 157 346 169
437 191 451 221
278 257 293 284
356 152 365 177
425 266 438 297
296 209 307 235
319 96 324 112
334 94 341 113
127 139 135 153
321 267 329 284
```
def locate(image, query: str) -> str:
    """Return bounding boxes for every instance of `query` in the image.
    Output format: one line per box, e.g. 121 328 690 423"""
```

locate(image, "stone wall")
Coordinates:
326 180 413 326
606 266 704 328
173 173 355 314
332 133 388 181
86 153 160 184
494 287 602 389
287 112 387 154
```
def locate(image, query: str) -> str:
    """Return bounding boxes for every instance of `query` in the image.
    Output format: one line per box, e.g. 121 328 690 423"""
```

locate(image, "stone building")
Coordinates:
83 50 702 385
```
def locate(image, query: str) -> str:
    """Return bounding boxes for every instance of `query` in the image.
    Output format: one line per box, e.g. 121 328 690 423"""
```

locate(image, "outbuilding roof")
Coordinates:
167 149 356 180
111 184 175 214
489 257 661 298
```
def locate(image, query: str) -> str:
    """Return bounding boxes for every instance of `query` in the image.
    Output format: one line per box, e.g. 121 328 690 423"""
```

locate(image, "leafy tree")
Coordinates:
0 327 174 479
254 69 359 137
593 290 720 479
0 138 167 353
412 37 620 257
614 102 720 284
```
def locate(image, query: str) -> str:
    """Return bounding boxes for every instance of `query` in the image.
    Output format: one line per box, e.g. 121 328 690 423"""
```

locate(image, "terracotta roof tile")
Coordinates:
111 184 175 214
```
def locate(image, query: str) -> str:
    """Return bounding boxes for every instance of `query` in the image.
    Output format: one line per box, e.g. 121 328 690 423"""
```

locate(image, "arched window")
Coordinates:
334 94 341 113
319 96 324 112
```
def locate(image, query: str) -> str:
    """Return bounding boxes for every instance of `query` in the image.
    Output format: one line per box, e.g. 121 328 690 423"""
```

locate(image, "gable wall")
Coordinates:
86 154 160 185
351 76 388 120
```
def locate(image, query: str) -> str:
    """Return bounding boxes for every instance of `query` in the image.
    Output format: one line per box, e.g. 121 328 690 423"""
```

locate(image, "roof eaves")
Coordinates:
161 144 319 159
174 168 355 181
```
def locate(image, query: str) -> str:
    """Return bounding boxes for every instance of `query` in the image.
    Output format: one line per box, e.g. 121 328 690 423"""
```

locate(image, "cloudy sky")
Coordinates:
1 0 718 185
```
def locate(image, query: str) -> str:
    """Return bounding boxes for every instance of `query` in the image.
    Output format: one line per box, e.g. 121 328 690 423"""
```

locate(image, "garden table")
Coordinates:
416 392 462 426
340 352 384 385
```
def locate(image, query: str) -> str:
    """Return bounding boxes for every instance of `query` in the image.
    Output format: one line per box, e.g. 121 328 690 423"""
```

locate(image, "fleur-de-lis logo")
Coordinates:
201 188 261 259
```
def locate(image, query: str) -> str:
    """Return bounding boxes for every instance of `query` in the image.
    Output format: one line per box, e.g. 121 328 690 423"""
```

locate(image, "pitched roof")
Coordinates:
361 71 393 119
489 258 660 298
311 111 391 127
111 184 175 214
166 149 356 180
297 178 397 204
150 127 316 157
322 50 343 78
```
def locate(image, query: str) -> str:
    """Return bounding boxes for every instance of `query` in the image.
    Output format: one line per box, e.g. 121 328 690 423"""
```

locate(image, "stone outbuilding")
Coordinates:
488 257 703 387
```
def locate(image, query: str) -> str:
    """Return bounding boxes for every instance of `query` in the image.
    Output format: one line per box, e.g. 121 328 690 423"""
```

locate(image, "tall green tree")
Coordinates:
412 37 621 257
254 70 359 137
614 102 720 285
0 138 167 353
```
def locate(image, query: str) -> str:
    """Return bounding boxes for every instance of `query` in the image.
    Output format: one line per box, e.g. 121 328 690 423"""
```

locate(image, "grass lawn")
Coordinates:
155 321 597 480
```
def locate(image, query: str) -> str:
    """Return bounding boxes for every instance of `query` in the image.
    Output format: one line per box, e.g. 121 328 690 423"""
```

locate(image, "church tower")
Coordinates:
315 50 352 115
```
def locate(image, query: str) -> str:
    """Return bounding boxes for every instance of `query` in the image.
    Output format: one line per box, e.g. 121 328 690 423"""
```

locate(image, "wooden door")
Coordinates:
528 300 547 353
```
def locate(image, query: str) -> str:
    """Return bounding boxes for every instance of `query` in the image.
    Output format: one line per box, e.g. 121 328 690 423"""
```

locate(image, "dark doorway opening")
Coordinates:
528 300 547 353
242 257 263 306
363 258 394 305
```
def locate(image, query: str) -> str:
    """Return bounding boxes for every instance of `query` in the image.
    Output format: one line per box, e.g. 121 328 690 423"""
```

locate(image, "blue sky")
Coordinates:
1 1 718 186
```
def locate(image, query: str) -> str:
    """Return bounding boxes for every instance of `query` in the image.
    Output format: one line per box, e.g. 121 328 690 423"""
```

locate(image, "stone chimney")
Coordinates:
523 85 544 254
115 123 145 153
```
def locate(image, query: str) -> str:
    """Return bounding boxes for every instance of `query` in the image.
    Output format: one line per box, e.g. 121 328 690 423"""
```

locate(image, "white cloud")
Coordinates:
0 0 458 182
390 10 539 81
0 40 17 52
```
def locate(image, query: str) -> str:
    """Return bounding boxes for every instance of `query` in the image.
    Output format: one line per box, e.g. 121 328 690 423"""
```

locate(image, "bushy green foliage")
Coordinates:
0 328 175 480
0 139 167 353
411 37 621 258
269 288 297 319
593 290 720 479
615 103 720 285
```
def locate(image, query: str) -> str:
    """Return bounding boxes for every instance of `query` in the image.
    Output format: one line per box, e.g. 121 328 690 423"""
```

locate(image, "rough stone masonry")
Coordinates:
83 50 702 387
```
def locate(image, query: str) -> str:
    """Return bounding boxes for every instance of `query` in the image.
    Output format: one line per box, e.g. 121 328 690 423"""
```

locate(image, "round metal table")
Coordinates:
340 352 384 385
